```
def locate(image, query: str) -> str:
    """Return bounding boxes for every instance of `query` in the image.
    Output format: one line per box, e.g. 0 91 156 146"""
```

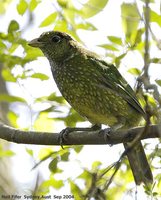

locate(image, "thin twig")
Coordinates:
103 158 122 191
143 0 150 79
135 0 161 106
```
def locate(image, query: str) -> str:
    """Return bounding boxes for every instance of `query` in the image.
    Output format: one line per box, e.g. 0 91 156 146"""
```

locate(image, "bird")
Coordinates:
28 31 153 185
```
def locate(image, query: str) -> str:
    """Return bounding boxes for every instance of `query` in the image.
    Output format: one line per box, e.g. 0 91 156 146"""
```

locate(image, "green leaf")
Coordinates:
26 148 34 156
134 28 145 45
52 178 64 189
150 10 161 27
54 19 68 32
34 113 55 132
98 44 119 51
49 158 58 173
69 180 83 200
25 48 43 60
152 192 158 197
41 176 64 189
61 152 70 161
0 94 26 103
78 170 92 180
1 68 16 82
17 0 28 15
64 108 85 127
8 20 19 33
7 111 19 128
115 53 126 66
29 0 40 11
1 55 27 68
80 0 109 19
39 13 57 27
147 94 157 107
108 36 122 46
128 67 141 76
0 40 6 49
43 177 64 189
38 148 54 161
73 146 83 153
63 9 75 26
8 43 19 54
150 58 161 63
48 92 65 104
76 22 97 31
0 149 15 158
121 3 140 38
155 79 161 87
92 161 102 171
57 0 68 8
31 73 49 80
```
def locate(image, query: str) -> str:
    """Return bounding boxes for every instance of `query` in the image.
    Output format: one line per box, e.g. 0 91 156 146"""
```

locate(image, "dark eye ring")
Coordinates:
52 35 61 43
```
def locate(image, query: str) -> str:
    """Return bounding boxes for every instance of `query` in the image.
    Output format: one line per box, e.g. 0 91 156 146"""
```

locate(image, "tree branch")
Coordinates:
0 123 160 146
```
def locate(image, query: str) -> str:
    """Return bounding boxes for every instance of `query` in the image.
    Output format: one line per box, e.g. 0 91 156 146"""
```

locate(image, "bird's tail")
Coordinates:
123 141 153 185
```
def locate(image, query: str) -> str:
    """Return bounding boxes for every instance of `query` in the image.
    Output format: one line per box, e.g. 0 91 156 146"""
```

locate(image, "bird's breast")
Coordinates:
51 62 141 128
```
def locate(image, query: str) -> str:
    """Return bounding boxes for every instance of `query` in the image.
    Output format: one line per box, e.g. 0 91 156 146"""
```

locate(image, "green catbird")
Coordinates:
28 31 153 185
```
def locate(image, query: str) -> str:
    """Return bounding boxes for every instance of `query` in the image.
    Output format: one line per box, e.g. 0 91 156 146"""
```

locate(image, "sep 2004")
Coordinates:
53 195 74 199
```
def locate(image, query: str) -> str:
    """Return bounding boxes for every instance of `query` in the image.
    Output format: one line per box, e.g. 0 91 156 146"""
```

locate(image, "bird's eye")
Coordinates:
52 35 61 43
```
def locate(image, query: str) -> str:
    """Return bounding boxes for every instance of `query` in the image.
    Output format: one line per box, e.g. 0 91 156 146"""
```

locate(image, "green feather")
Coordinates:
89 57 146 118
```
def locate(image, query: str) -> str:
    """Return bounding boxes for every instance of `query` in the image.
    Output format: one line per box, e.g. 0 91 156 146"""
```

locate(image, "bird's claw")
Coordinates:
99 128 113 145
59 127 74 148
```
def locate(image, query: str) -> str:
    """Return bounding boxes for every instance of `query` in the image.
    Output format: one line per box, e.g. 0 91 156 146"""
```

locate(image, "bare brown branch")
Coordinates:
0 123 160 146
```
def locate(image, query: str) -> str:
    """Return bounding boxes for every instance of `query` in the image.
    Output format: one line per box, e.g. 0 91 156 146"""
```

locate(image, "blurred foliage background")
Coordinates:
0 0 161 199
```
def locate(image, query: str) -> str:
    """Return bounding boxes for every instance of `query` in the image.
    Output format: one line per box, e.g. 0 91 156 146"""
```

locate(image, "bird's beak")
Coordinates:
28 38 44 48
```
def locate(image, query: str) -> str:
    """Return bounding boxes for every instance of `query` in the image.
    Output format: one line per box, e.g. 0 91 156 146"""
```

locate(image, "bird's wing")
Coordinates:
89 57 146 117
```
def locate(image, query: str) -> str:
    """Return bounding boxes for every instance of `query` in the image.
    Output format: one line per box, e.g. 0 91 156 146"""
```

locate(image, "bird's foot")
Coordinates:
59 125 101 148
99 128 113 146
59 127 75 148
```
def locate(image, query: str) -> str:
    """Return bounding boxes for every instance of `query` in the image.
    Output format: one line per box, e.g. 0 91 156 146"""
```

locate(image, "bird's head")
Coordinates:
28 31 76 63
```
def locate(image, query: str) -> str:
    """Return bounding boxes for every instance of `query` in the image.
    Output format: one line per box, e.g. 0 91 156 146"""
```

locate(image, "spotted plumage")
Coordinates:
29 31 153 185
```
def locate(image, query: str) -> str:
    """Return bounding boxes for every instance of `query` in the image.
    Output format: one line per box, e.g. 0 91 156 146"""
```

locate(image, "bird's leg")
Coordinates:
99 123 123 145
59 124 101 146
